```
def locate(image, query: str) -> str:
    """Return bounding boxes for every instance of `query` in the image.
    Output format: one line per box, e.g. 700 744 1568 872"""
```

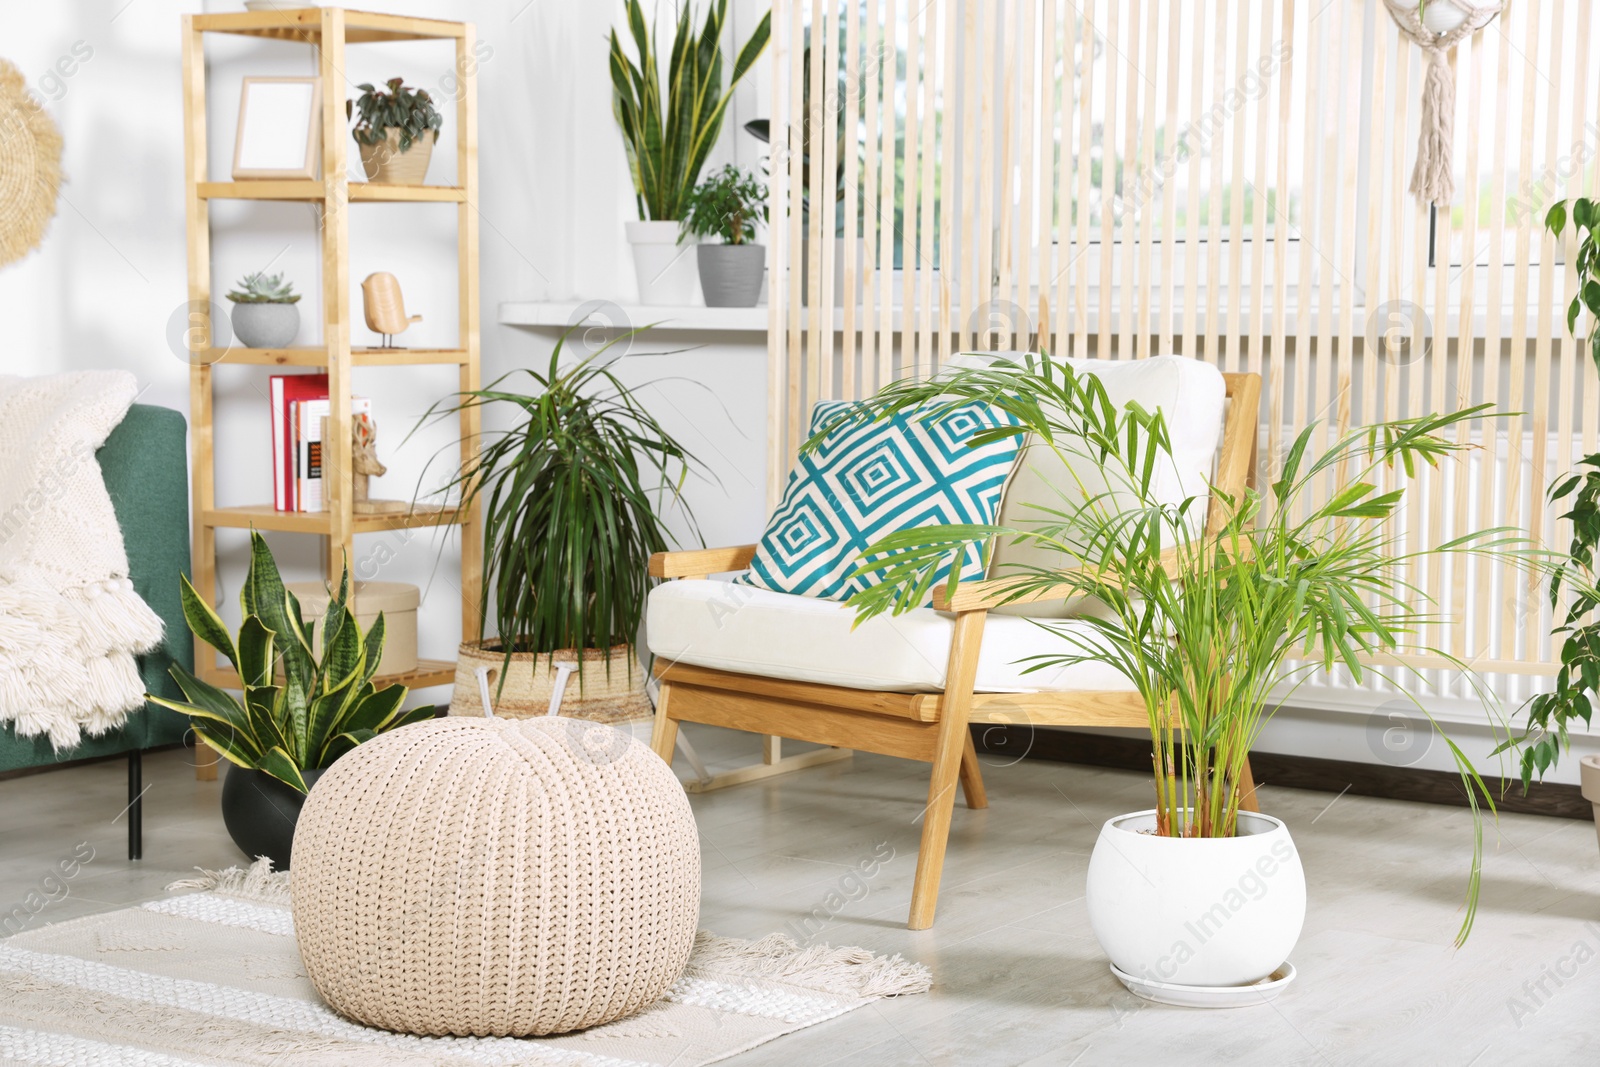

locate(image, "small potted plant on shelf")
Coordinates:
227 271 301 349
609 0 771 305
681 164 767 308
837 353 1532 998
148 531 434 870
421 325 702 722
1502 198 1600 847
348 77 442 185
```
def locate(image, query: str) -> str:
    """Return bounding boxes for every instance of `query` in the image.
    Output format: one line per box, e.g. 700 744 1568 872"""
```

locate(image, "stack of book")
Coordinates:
270 374 371 512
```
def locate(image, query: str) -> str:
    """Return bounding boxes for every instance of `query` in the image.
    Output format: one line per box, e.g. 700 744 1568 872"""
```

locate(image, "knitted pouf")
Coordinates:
290 716 700 1037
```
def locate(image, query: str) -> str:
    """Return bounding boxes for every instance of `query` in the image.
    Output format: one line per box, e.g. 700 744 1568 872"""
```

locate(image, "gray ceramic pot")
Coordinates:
696 243 766 308
231 302 300 348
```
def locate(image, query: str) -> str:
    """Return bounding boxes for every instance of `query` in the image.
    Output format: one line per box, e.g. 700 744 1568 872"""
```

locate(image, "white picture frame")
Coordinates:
232 76 321 180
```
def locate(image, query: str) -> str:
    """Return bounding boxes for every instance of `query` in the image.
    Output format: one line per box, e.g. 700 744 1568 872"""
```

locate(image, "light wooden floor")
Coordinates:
3 728 1598 1065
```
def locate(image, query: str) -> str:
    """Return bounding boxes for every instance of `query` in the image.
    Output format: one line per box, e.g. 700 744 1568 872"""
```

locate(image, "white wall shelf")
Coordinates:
499 301 909 334
500 302 770 333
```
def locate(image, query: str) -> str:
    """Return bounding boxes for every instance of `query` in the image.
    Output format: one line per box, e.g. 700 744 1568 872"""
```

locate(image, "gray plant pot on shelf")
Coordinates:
231 302 299 348
697 243 765 308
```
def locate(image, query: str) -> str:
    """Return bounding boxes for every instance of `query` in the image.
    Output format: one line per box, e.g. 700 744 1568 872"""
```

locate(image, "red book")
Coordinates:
270 374 327 510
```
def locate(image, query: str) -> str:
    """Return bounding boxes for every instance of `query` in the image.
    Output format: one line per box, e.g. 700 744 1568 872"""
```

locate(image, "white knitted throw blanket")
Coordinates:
0 371 163 747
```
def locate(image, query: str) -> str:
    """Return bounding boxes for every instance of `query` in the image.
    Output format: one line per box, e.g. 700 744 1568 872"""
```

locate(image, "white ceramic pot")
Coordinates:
1580 755 1600 851
1085 809 1306 988
626 219 700 306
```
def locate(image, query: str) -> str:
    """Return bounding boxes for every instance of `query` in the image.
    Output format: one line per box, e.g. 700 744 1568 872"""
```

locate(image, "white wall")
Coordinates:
3 1 1594 789
0 0 771 711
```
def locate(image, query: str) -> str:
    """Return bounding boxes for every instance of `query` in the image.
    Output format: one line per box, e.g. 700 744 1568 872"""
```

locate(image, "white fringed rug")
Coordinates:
0 863 930 1067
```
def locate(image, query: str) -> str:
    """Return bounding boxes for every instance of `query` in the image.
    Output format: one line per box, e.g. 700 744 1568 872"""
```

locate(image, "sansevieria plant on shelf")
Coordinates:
149 530 431 794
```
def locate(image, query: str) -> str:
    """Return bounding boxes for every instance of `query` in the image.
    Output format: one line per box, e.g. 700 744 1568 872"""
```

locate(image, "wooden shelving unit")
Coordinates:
181 8 481 768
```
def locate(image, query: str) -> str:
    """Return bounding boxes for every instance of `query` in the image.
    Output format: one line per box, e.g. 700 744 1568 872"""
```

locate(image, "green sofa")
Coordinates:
0 404 193 859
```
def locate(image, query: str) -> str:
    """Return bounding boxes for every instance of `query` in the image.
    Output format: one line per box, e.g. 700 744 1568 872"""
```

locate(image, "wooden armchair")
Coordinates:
648 370 1263 930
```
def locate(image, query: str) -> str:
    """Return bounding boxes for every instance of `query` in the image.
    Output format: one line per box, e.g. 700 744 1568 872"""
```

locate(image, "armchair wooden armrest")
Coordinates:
931 547 1186 611
649 544 759 579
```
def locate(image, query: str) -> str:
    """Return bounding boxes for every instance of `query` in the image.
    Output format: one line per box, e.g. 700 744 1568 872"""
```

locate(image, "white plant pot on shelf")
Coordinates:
1085 809 1306 990
626 220 700 306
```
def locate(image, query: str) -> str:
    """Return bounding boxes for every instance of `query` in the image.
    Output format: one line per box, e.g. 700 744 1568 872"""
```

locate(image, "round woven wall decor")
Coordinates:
291 716 701 1037
0 58 63 268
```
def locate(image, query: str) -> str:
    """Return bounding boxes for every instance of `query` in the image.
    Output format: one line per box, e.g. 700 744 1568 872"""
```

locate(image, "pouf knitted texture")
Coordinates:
290 716 700 1037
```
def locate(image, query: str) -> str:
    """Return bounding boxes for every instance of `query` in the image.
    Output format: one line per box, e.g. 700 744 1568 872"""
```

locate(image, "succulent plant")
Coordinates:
226 271 301 304
348 77 443 151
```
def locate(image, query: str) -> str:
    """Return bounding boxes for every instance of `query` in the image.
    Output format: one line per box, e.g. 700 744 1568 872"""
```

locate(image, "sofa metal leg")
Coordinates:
128 750 143 862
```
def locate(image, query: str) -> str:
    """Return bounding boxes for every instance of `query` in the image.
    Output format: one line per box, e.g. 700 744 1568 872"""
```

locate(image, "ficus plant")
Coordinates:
609 0 771 221
417 325 702 692
680 164 767 245
1496 199 1600 787
148 531 432 794
826 353 1533 944
348 77 443 150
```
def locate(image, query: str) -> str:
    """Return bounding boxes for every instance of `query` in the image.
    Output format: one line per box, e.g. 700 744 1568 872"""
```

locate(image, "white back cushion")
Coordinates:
948 354 1228 618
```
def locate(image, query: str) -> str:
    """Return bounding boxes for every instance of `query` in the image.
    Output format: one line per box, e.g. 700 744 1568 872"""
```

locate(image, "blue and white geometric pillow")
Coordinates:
739 400 1023 602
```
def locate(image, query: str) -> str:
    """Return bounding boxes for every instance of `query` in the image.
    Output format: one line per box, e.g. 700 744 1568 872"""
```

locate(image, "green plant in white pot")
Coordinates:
1499 197 1600 839
681 164 767 308
833 353 1529 993
609 0 770 305
148 531 432 869
226 272 301 349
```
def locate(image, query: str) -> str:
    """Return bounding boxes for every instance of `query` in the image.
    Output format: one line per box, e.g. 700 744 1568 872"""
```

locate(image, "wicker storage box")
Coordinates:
286 580 418 676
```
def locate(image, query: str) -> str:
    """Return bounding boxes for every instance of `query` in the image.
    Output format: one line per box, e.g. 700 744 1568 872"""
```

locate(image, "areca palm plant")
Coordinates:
829 353 1531 944
609 0 772 221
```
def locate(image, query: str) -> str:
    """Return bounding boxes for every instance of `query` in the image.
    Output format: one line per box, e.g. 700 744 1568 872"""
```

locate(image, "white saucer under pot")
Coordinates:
1085 809 1306 991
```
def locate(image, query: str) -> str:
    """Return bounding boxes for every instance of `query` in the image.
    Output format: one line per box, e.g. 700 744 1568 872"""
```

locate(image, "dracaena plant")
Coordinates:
148 530 432 793
418 325 702 686
609 0 771 221
1497 198 1600 787
829 353 1531 944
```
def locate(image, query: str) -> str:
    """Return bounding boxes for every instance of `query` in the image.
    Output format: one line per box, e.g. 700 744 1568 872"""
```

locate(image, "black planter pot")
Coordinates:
220 766 324 871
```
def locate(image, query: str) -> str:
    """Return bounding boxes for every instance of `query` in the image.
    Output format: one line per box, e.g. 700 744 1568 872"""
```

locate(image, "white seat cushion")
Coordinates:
646 578 1134 693
952 353 1228 618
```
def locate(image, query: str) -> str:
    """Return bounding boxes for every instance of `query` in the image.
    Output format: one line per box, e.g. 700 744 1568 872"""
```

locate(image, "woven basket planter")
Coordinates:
358 127 435 184
449 640 653 723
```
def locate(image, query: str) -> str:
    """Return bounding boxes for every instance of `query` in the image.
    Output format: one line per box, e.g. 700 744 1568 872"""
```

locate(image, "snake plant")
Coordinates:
609 0 771 221
148 531 432 793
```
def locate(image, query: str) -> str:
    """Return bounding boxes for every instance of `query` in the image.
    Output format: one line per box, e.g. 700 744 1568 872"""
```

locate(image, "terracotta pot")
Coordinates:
449 641 653 724
358 128 435 185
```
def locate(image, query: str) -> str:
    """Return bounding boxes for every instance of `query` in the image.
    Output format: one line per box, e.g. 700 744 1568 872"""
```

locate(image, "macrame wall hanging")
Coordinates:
1383 0 1505 208
0 57 63 268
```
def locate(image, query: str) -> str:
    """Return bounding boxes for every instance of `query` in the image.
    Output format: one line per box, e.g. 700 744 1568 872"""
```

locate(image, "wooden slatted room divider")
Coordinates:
764 0 1600 682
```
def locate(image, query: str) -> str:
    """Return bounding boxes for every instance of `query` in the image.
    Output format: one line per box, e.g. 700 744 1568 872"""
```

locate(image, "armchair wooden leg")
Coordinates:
907 610 986 930
959 732 988 810
1237 755 1260 813
651 680 680 764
